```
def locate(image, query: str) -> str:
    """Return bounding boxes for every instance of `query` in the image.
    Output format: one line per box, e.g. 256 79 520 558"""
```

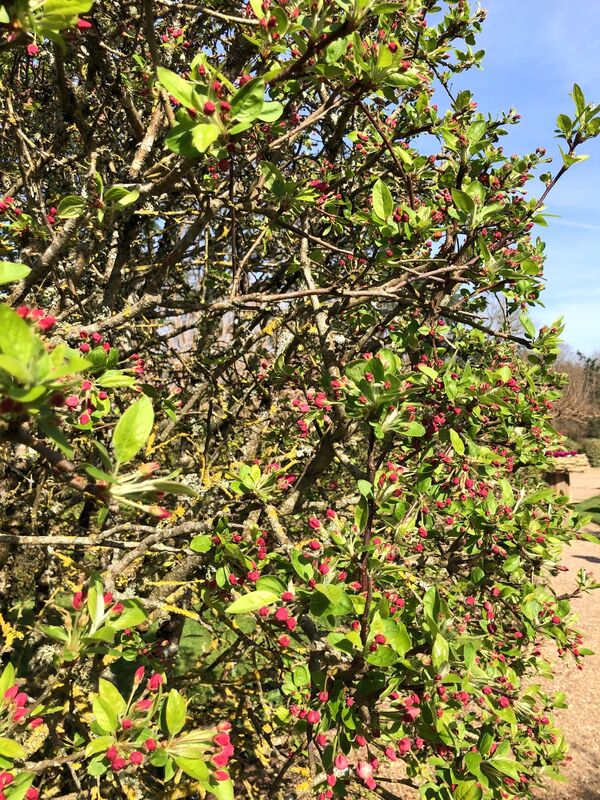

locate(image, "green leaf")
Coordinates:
0 663 15 700
92 696 119 733
95 370 136 388
432 633 450 668
292 664 311 687
191 123 220 153
86 625 116 643
165 689 187 736
502 554 521 574
327 631 362 653
0 261 31 285
0 355 33 384
0 737 24 760
403 421 425 437
57 194 85 218
486 758 521 781
417 364 438 380
85 736 116 758
104 186 140 208
110 599 147 630
41 0 94 14
87 755 108 776
190 535 213 553
357 479 373 497
519 312 536 339
86 572 105 627
572 83 586 116
467 120 487 145
40 624 69 642
449 428 465 456
98 678 126 715
366 645 398 666
225 590 278 614
454 781 483 800
157 67 198 109
173 755 210 781
0 306 36 362
370 618 411 656
205 775 234 800
311 585 353 617
452 188 476 215
354 495 369 532
257 101 283 122
230 78 266 122
112 394 154 464
147 479 197 497
372 178 393 220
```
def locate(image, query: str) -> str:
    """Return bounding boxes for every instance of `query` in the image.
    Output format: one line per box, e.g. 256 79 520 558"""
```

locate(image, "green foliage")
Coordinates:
0 1 598 799
573 494 600 525
582 438 600 467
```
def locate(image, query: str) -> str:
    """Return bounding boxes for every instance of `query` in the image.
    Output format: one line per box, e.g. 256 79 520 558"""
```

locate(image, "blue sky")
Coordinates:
454 0 600 354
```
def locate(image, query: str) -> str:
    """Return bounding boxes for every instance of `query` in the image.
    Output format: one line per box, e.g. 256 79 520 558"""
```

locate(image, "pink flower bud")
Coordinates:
25 788 39 800
38 315 56 331
204 101 216 115
334 754 349 771
4 685 19 702
398 737 412 755
29 717 43 729
212 751 230 767
148 506 171 519
134 666 145 684
122 719 133 730
147 673 164 691
0 773 14 789
72 591 84 610
145 738 157 751
130 751 144 765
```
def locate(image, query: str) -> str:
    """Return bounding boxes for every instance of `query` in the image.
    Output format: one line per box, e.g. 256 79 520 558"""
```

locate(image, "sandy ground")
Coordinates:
380 470 600 799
